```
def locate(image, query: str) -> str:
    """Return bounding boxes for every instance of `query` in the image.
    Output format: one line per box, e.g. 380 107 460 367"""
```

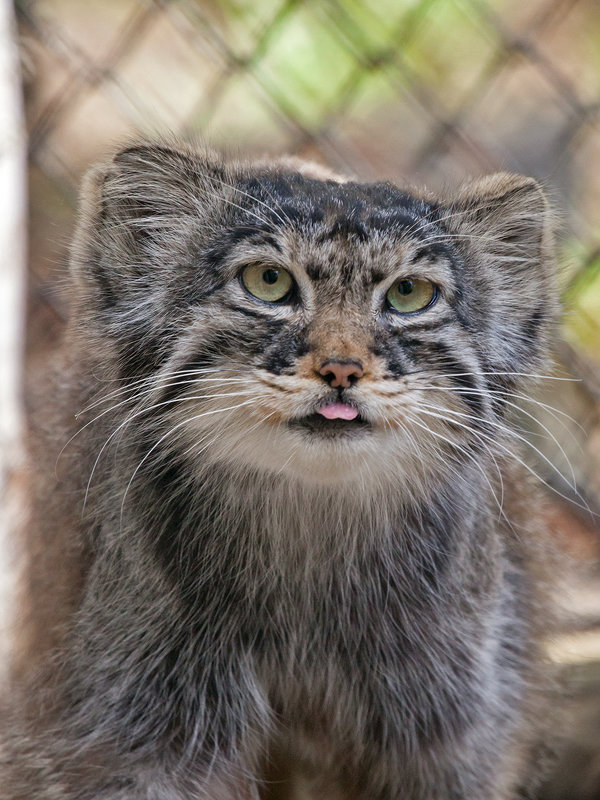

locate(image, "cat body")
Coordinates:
2 142 558 799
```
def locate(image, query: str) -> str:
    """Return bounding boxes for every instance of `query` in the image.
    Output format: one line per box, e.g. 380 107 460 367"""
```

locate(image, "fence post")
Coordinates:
0 0 28 686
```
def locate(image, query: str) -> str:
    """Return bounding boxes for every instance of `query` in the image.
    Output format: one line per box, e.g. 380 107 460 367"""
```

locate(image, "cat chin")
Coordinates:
195 421 427 491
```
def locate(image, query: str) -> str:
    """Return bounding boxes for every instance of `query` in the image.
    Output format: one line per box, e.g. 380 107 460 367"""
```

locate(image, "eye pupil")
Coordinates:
263 269 279 285
398 280 414 295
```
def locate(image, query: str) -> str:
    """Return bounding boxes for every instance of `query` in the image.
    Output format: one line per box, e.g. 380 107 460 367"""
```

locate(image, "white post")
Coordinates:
0 0 27 686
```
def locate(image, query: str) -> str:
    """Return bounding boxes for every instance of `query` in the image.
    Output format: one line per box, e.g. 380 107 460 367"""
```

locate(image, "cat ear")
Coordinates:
447 173 555 278
446 174 559 375
70 143 219 310
101 143 205 225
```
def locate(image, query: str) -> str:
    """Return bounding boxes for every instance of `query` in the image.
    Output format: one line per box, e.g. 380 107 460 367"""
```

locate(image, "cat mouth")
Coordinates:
288 402 372 438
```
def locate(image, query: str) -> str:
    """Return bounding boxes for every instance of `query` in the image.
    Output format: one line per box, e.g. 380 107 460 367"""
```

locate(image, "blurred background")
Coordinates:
7 0 600 796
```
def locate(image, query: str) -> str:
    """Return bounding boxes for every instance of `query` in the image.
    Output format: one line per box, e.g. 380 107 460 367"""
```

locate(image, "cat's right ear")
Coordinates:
70 143 220 310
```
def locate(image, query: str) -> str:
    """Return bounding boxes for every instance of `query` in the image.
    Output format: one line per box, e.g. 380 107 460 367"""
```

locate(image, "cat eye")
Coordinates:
241 264 294 303
386 278 437 314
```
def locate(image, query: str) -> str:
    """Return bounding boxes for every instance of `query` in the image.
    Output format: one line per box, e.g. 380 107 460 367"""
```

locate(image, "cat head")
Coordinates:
71 141 558 492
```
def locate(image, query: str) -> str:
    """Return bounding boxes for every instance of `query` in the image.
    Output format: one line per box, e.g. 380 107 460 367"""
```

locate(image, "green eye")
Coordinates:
241 264 293 303
386 278 437 314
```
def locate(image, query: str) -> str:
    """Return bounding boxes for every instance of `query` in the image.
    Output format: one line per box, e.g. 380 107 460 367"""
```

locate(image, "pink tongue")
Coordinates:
317 403 359 421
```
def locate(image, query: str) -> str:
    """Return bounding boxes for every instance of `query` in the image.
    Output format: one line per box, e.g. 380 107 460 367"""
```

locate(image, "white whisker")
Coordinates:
415 399 576 492
412 404 593 516
400 409 509 525
82 391 263 512
119 398 262 523
79 370 253 415
415 386 580 488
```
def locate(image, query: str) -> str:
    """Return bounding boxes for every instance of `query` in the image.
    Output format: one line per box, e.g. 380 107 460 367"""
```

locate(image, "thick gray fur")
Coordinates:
1 140 560 799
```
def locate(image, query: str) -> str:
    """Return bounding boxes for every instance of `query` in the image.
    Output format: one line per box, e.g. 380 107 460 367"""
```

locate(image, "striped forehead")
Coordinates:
237 173 435 236
222 174 453 283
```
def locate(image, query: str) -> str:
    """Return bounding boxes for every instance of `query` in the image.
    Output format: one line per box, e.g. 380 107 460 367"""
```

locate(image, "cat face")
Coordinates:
73 144 557 489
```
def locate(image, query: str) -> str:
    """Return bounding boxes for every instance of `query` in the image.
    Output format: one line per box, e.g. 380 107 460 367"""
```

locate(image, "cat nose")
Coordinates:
318 360 364 388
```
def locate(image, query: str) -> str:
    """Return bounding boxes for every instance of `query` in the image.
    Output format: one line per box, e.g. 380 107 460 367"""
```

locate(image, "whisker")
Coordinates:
415 398 577 492
412 379 585 437
119 398 263 523
78 376 256 418
82 391 262 512
412 404 593 516
400 409 509 525
407 370 579 383
79 369 253 414
415 386 580 487
62 384 259 476
473 387 584 433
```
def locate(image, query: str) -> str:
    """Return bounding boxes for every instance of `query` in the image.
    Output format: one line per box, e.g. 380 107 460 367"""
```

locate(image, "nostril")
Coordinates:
318 360 364 389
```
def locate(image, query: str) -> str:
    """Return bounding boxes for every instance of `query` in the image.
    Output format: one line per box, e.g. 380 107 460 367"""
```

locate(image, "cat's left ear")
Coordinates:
446 173 559 373
447 172 555 278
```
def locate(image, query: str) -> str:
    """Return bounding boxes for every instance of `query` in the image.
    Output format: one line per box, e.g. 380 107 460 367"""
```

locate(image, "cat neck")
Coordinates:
130 453 495 589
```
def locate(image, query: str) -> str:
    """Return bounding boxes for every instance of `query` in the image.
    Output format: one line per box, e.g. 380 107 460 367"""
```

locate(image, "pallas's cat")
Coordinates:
3 142 559 799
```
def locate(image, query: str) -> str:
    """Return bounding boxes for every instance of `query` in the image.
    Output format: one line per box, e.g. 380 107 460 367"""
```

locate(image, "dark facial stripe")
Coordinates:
400 315 455 333
203 225 280 275
305 262 323 280
404 338 486 421
222 302 273 320
371 331 411 378
521 303 545 348
151 353 218 406
226 225 282 250
411 246 434 263
151 321 290 407
262 326 309 375
481 360 514 415
93 260 118 310
115 325 169 383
